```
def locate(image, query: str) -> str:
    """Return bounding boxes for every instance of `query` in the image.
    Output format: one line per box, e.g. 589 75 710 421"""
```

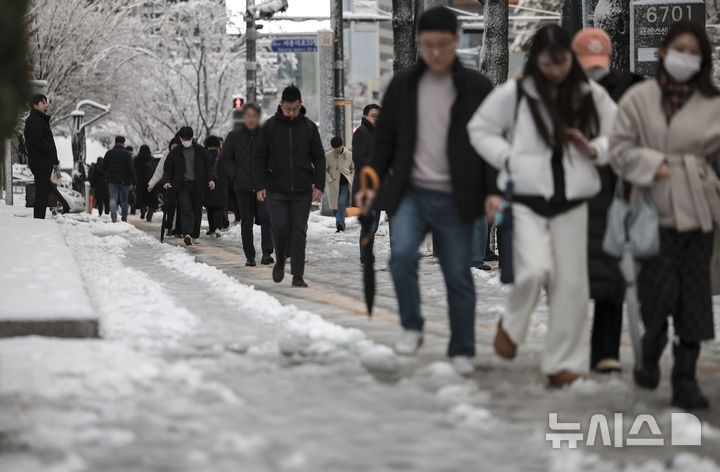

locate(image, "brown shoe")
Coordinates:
184 235 193 246
494 320 517 359
548 370 581 387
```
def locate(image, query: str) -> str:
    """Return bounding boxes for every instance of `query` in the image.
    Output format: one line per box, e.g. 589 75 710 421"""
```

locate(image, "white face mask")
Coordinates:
663 49 702 83
181 139 193 148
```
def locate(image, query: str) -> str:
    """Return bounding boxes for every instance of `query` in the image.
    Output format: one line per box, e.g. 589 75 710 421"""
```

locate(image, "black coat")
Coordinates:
89 165 109 200
102 145 136 185
162 142 217 193
134 153 153 188
588 71 641 303
222 124 260 192
23 108 58 169
253 106 326 194
369 59 497 220
205 148 229 209
351 118 376 197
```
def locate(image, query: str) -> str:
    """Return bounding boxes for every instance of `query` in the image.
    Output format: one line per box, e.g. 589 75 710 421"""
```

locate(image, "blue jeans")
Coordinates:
471 217 488 267
335 183 349 230
390 187 476 357
108 183 130 221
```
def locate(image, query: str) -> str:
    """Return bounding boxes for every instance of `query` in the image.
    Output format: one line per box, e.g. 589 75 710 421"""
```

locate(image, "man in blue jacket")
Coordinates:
102 136 136 222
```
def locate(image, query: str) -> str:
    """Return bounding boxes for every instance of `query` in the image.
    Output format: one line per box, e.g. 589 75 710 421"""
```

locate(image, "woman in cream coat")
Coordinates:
467 24 617 386
610 21 720 410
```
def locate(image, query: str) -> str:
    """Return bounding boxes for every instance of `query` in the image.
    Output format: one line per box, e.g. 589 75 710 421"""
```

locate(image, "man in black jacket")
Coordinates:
163 126 217 245
223 103 274 267
254 85 325 287
102 136 136 222
357 7 496 375
352 103 381 264
23 94 59 219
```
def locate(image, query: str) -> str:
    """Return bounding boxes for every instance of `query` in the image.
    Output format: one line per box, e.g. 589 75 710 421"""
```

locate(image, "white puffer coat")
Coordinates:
467 77 617 201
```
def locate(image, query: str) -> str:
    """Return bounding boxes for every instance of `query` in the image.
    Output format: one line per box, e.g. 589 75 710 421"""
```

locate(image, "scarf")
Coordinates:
657 72 694 123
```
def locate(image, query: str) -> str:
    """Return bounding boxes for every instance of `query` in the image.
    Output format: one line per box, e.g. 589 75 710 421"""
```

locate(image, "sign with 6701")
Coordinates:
630 0 705 76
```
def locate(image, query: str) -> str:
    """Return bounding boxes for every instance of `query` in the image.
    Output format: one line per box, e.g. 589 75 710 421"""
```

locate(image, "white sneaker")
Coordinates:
395 329 423 355
450 356 474 377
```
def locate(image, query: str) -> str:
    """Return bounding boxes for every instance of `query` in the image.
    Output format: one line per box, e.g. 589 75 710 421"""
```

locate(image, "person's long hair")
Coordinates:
521 24 600 148
658 20 720 97
138 144 152 159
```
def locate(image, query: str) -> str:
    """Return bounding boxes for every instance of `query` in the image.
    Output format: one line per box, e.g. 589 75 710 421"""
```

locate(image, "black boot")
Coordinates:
261 253 274 265
634 331 667 390
671 341 709 410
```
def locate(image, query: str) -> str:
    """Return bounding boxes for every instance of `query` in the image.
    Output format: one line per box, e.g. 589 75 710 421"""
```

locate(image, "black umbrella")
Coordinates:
359 166 380 316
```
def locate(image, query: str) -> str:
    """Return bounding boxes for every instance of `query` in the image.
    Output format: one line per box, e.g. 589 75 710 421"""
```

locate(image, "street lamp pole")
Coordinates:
246 0 258 104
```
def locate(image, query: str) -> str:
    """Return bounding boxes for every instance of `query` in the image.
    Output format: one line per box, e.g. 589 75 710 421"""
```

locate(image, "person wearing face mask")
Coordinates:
610 21 720 410
468 24 617 386
163 127 217 246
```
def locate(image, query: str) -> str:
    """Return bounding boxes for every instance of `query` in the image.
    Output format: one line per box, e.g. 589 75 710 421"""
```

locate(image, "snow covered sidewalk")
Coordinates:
1 214 720 471
0 206 96 338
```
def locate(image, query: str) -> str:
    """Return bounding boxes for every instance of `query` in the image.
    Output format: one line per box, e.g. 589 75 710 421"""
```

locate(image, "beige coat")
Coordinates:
325 147 354 210
610 80 720 233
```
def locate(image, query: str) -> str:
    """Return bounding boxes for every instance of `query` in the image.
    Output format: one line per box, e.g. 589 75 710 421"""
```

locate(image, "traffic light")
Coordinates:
233 97 244 110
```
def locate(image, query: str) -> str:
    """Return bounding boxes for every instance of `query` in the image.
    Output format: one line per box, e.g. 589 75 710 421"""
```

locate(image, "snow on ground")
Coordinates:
1 213 719 471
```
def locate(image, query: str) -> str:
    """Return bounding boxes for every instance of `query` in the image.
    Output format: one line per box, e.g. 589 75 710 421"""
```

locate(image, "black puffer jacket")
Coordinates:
89 164 109 200
588 70 641 303
369 59 497 220
23 108 58 169
162 142 217 193
134 152 153 188
102 145 136 185
253 106 325 194
223 123 260 192
351 118 375 197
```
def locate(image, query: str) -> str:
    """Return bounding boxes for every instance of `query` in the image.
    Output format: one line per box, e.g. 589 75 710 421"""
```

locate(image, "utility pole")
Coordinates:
561 0 583 36
246 0 257 104
392 0 416 72
332 0 346 143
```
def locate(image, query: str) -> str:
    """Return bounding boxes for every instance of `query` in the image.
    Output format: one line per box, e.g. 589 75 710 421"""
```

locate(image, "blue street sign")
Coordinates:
270 38 318 53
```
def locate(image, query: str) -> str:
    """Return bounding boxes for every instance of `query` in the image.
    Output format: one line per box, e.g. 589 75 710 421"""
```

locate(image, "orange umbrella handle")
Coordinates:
360 166 380 193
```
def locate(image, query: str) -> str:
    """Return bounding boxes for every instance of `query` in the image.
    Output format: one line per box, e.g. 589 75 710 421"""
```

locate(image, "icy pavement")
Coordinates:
1 212 720 471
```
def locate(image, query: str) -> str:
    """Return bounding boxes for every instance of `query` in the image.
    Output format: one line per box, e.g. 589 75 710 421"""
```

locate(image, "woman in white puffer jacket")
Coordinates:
467 24 617 386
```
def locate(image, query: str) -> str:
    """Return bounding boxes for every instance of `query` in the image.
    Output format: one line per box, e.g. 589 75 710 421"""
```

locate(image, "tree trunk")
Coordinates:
392 0 416 73
480 0 509 86
561 0 583 35
593 0 630 72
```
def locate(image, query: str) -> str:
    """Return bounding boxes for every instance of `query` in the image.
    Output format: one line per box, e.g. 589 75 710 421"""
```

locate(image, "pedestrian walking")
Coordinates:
325 136 354 233
352 103 381 264
90 157 110 215
223 103 274 266
204 135 228 237
149 137 181 234
357 7 496 375
609 21 720 409
102 136 136 223
23 94 59 219
133 144 154 220
253 85 325 287
468 24 617 385
163 127 217 246
572 28 643 373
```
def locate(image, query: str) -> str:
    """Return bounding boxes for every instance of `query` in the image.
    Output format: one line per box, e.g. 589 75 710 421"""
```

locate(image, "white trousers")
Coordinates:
503 202 591 375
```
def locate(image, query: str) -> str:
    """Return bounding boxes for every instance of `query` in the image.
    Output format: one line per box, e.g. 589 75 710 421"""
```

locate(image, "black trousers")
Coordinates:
178 182 203 238
30 165 52 219
267 192 312 276
237 191 274 260
591 299 624 366
207 207 225 234
95 196 110 215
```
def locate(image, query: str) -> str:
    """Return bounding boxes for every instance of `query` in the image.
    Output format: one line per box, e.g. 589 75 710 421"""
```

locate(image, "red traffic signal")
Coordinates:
233 97 244 109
